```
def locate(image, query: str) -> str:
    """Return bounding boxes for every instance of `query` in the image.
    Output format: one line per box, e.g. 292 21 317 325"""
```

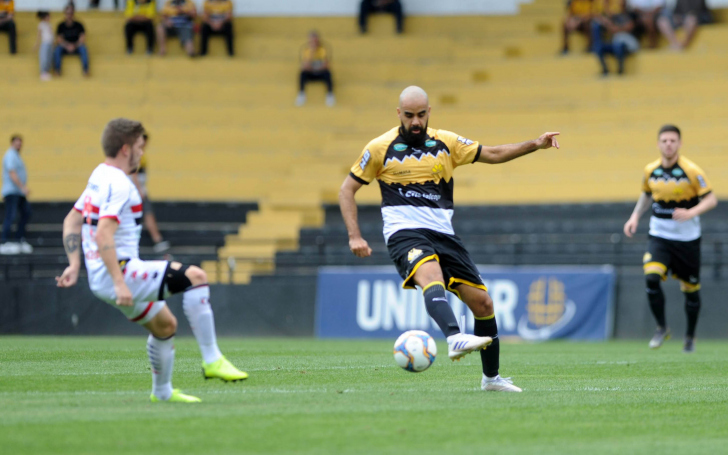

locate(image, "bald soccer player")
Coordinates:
339 86 560 392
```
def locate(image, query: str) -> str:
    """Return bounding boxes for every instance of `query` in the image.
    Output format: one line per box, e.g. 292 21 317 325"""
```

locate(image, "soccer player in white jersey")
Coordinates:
55 118 247 403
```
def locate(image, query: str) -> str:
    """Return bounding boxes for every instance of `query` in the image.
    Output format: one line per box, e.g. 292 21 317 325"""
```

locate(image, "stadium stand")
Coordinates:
1 0 727 283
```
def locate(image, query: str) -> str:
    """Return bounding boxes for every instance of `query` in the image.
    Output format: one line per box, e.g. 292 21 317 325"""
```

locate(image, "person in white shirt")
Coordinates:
627 0 665 48
35 11 54 81
56 118 248 403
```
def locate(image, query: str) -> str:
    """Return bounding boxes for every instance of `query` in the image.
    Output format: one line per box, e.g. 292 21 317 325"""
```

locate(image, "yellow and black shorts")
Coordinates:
644 235 701 285
387 228 486 294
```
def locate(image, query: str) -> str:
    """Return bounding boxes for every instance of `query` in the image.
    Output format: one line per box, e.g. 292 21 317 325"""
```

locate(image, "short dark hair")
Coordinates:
101 118 145 158
37 11 50 19
658 124 681 139
10 134 22 143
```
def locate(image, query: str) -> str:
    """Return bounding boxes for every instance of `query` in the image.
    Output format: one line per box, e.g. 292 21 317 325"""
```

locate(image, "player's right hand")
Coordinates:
55 266 79 288
349 237 372 258
623 217 638 238
114 282 133 307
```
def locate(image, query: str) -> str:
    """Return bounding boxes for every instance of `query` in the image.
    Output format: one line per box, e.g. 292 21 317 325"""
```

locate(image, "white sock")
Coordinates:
147 334 174 400
183 285 222 364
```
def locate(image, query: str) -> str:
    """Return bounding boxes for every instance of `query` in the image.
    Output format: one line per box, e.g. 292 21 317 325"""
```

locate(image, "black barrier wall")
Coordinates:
1 269 726 339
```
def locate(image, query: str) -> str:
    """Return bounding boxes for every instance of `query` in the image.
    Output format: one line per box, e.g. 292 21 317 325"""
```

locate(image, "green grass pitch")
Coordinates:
1 337 727 454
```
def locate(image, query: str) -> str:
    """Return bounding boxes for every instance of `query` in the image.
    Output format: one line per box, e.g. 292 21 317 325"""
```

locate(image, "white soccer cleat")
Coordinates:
481 375 523 392
649 327 671 349
446 333 492 361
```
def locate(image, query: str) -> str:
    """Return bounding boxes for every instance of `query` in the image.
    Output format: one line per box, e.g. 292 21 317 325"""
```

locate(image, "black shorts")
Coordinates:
387 229 486 295
644 235 701 285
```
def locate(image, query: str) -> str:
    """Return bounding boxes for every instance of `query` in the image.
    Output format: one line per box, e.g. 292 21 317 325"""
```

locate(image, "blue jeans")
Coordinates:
2 195 32 243
53 44 89 74
591 22 627 74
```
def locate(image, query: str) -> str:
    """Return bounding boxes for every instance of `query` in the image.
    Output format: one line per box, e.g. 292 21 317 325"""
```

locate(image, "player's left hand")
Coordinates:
672 208 694 222
535 132 560 150
55 266 79 288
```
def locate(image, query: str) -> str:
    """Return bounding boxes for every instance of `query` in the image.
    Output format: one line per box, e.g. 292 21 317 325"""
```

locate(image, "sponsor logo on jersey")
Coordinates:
425 140 437 147
393 170 411 176
397 188 442 201
394 143 408 152
697 175 707 188
360 150 371 170
671 168 684 177
407 248 423 263
457 136 474 146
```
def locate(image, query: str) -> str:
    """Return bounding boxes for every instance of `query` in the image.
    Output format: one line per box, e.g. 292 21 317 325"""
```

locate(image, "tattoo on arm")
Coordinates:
63 234 81 254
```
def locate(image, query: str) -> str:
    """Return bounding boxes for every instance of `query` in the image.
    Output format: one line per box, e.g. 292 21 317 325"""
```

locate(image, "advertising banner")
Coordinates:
316 266 615 340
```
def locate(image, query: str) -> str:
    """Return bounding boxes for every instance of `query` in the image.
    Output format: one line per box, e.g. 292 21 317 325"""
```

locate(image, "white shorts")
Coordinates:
90 259 170 325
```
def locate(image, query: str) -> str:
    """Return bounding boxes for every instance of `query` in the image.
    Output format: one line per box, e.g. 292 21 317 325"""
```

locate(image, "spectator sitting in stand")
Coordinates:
35 11 54 81
157 0 197 57
125 0 156 55
562 0 596 54
296 31 335 107
0 0 17 55
627 0 664 48
592 5 639 75
200 0 234 57
359 0 404 34
54 3 89 77
657 0 711 50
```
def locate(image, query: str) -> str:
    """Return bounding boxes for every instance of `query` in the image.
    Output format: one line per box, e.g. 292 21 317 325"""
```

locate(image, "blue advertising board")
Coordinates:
316 266 615 341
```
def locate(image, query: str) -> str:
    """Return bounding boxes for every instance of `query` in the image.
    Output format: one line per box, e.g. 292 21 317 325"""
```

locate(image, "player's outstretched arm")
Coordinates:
56 209 84 288
339 175 372 258
623 192 652 238
477 132 560 164
96 218 133 306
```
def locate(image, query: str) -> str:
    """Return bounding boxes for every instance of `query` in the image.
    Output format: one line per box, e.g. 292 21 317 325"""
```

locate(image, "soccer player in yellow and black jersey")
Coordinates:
339 86 560 392
624 125 717 353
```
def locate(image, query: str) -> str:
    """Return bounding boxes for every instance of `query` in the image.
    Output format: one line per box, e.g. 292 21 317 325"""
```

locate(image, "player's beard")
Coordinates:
400 121 428 146
129 153 139 174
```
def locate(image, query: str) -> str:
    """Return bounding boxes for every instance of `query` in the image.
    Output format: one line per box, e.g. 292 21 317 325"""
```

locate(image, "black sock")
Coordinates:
474 316 499 378
684 290 700 338
423 282 460 337
646 274 666 328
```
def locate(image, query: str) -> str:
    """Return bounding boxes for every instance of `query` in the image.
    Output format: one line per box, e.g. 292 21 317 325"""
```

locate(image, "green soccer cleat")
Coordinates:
202 356 249 382
150 389 202 403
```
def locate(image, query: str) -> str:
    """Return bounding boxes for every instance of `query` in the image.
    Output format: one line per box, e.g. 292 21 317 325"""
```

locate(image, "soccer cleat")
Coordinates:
482 375 523 392
447 334 492 361
202 356 249 382
683 337 695 353
150 389 201 403
648 327 671 349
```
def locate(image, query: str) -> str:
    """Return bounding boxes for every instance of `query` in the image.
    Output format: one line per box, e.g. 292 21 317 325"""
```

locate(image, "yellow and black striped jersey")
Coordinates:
349 126 481 242
642 155 712 241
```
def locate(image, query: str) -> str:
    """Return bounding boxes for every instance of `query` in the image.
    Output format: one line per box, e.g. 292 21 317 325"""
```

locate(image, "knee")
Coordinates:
156 314 178 338
185 265 207 286
645 273 662 289
470 292 493 318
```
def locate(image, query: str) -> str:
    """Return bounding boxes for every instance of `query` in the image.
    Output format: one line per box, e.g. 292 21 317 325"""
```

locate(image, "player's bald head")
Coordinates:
399 86 429 109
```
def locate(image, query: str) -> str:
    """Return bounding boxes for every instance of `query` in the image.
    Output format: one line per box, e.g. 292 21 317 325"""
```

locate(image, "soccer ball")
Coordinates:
393 330 437 372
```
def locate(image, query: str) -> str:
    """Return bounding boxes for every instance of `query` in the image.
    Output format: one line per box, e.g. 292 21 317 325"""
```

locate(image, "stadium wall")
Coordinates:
18 0 527 15
2 268 727 339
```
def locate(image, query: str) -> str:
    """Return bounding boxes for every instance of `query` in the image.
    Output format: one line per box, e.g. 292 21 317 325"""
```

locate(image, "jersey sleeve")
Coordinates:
73 191 86 213
349 141 384 185
438 130 481 168
99 180 131 223
686 163 713 197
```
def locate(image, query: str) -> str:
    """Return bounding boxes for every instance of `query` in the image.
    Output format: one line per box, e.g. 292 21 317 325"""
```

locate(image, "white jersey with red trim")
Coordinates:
73 163 143 288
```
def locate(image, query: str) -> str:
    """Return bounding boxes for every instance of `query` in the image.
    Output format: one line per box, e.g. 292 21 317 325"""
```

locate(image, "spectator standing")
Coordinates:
0 0 16 54
157 0 197 57
125 0 156 55
296 31 335 107
359 0 404 34
54 4 89 76
1 135 32 255
561 0 594 54
130 134 171 253
35 11 54 81
657 0 711 50
200 0 234 57
627 0 664 48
